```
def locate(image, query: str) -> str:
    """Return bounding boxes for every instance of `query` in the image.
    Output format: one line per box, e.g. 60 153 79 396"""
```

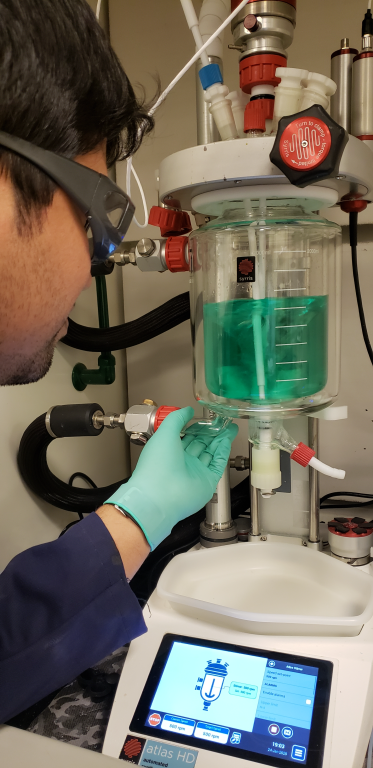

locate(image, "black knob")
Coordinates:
270 105 348 188
48 403 104 437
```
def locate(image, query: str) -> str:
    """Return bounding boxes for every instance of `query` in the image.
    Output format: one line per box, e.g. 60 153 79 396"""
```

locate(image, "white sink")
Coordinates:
157 542 373 637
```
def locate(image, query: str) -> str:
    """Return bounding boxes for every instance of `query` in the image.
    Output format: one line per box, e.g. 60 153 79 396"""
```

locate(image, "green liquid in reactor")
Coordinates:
204 296 328 402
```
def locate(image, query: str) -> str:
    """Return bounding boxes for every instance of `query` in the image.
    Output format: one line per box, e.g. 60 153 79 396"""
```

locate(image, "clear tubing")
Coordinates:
180 0 210 68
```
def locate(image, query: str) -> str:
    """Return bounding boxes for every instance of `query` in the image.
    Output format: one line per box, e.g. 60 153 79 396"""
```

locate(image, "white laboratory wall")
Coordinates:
109 0 373 499
0 268 130 571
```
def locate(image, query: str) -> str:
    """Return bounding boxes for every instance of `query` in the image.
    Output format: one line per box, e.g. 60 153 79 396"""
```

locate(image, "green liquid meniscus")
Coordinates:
204 296 328 402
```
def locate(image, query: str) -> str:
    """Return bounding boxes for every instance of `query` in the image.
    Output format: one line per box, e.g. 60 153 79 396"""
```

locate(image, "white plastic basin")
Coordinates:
157 542 373 637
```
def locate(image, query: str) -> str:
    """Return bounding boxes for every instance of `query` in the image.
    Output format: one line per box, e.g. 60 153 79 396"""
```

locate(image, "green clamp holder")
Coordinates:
72 275 116 391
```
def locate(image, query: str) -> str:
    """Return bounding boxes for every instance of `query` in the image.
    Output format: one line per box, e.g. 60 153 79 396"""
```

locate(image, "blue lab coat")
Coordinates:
0 513 146 722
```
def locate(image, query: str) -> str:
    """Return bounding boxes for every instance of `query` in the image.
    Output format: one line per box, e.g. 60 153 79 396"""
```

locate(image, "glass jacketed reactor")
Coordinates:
190 203 342 421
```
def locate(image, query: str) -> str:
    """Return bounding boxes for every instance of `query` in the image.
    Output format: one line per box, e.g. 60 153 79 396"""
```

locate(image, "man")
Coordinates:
0 0 237 723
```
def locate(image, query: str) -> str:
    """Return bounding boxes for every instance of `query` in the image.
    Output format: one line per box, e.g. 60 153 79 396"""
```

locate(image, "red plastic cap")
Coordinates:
340 199 368 214
165 236 189 273
154 406 181 432
244 98 274 133
240 54 286 94
149 206 192 237
279 116 331 171
291 442 315 468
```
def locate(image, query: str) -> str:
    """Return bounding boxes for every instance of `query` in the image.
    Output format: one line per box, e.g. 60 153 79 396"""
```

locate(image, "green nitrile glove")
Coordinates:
105 406 238 550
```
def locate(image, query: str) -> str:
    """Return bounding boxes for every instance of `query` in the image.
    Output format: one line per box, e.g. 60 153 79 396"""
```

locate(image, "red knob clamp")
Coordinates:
165 236 189 273
149 206 192 237
154 406 181 432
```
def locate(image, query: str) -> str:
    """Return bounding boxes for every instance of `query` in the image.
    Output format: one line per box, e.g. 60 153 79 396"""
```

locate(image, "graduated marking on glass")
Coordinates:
203 296 328 402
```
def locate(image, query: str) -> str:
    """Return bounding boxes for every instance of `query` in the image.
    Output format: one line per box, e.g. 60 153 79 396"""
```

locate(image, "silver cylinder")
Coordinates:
232 0 296 56
196 56 222 146
205 465 232 529
308 418 320 544
328 527 373 563
330 39 357 133
352 52 373 138
249 441 261 538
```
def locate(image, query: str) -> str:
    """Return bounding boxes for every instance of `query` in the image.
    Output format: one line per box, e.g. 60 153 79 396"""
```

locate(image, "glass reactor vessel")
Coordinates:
190 204 342 419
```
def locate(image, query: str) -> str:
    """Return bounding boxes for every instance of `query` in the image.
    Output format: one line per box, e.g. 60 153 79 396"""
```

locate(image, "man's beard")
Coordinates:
0 337 56 386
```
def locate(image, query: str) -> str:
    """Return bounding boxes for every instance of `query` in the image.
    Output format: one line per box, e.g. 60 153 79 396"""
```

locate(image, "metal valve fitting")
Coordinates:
92 402 180 445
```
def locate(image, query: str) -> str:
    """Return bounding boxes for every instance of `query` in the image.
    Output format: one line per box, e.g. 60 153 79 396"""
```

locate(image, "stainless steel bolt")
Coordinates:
137 238 156 257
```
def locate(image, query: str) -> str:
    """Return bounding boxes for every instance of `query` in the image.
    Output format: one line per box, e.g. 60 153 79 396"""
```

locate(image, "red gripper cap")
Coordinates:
165 236 189 273
340 199 368 214
148 206 192 237
244 98 274 133
291 443 315 468
239 53 286 94
154 406 181 432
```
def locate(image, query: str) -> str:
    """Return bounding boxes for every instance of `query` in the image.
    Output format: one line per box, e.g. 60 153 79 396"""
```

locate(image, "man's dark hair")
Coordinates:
0 0 154 228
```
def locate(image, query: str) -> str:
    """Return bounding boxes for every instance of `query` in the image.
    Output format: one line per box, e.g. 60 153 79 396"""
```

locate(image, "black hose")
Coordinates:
18 406 252 601
17 414 125 514
350 211 373 365
61 291 190 353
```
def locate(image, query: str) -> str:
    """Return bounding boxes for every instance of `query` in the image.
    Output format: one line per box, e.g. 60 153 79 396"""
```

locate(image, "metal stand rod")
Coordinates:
308 417 320 544
205 465 232 529
196 56 222 145
249 441 261 538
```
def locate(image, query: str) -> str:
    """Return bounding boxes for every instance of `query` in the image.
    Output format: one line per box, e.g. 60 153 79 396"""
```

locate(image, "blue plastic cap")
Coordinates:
198 63 223 90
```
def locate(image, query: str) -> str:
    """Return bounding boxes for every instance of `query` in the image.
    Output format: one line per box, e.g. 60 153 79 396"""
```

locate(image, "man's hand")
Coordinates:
105 407 238 551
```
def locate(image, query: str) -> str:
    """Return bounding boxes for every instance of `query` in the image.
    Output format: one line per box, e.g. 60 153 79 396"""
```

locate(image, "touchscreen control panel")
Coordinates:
130 635 332 768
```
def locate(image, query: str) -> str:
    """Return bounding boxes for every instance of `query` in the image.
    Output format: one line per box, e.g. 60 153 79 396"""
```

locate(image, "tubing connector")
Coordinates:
300 72 337 112
273 67 308 131
203 82 238 140
249 418 346 481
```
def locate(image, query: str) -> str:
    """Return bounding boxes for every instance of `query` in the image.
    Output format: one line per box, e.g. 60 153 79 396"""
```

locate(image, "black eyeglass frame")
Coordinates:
0 131 135 263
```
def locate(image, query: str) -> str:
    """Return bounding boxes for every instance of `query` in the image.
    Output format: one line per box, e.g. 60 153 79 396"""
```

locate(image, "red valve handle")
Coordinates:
153 406 181 432
165 236 189 272
149 206 192 237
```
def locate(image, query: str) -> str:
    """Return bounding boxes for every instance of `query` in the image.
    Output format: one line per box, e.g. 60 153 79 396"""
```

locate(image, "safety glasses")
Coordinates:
0 131 135 263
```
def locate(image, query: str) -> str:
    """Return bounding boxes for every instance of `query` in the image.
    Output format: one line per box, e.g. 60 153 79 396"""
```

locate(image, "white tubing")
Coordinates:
126 157 148 229
308 456 345 480
149 0 248 116
180 0 210 67
199 0 230 60
96 0 102 19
